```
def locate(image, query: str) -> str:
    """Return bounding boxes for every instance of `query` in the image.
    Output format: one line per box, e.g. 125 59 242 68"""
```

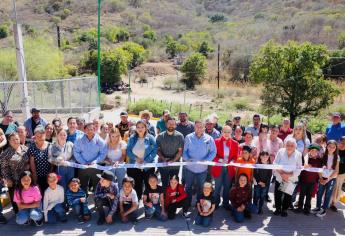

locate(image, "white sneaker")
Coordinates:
316 209 326 217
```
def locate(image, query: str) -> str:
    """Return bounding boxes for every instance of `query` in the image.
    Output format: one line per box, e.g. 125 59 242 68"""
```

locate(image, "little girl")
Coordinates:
14 171 43 226
165 175 188 219
312 140 339 217
253 151 272 214
195 182 216 227
230 173 258 223
236 145 256 182
43 173 67 223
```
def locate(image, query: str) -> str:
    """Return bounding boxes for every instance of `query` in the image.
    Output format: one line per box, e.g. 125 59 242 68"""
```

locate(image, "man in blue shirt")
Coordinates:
183 120 217 209
156 110 170 135
23 108 47 138
74 122 107 193
326 112 345 142
66 117 84 143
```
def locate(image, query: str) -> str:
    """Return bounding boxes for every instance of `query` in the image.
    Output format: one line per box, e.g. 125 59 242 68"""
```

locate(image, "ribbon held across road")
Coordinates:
64 161 326 173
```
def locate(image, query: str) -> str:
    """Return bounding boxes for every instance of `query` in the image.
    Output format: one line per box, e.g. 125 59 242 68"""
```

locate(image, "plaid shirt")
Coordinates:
94 182 119 216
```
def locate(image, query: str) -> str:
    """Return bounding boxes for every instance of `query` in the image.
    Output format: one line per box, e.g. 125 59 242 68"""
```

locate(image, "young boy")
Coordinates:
43 173 67 223
195 182 216 227
119 177 139 223
94 170 119 225
236 145 256 182
66 178 91 223
143 174 167 221
295 144 323 215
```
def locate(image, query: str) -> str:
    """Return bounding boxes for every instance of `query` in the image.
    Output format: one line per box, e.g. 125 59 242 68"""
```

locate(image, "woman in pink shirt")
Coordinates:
14 171 43 226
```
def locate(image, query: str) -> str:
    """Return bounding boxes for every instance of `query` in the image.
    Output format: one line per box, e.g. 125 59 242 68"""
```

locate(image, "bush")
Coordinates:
121 42 146 68
64 64 78 76
181 53 207 89
231 99 252 111
143 30 157 41
105 27 129 43
307 117 329 133
165 36 187 58
107 0 126 13
209 14 227 23
198 41 214 57
0 24 10 39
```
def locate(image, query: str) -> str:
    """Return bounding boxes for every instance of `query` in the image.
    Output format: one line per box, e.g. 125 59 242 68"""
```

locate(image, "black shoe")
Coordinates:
273 210 281 216
223 204 231 211
61 218 68 223
288 204 294 210
258 209 263 215
294 207 303 213
34 219 43 226
281 211 288 217
244 211 251 219
265 196 272 203
330 205 338 212
97 217 105 225
303 208 310 215
0 214 7 224
78 216 85 223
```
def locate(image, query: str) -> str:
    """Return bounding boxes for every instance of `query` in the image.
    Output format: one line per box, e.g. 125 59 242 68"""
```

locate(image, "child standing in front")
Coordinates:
119 177 139 223
94 171 119 225
253 151 272 214
14 171 43 226
295 144 323 215
43 172 67 223
143 174 167 220
195 182 216 227
66 178 91 223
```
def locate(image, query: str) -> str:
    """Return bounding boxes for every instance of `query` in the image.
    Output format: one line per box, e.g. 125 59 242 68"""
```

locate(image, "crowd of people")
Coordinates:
0 108 344 228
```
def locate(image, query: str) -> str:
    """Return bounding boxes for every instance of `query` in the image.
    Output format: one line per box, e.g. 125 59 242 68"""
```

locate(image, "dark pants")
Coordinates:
297 182 315 210
71 202 91 218
167 198 189 219
274 181 292 212
8 186 19 214
78 168 102 194
253 185 268 210
95 198 113 220
47 203 67 223
159 166 179 190
37 176 49 196
122 204 138 222
127 168 155 200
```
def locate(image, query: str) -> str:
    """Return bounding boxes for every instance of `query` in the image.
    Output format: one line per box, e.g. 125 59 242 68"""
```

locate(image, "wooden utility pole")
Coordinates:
217 43 220 90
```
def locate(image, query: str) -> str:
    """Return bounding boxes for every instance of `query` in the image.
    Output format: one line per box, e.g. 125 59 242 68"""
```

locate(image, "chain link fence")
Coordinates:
0 77 99 118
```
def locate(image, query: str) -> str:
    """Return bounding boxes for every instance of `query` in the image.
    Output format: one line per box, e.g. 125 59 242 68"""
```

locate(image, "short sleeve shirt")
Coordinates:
28 142 51 177
156 131 184 160
14 186 42 204
144 185 163 205
197 193 216 215
120 189 138 205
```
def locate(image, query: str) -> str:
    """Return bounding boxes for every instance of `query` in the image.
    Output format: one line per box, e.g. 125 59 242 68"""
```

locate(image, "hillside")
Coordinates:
1 0 345 80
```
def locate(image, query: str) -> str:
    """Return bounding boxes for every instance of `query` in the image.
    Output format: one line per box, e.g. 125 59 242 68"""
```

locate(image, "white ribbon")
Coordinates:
64 161 325 173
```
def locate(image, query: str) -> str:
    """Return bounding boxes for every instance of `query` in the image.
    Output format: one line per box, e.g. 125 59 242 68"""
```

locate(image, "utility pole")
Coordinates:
12 0 30 119
97 0 102 107
217 43 220 91
56 24 65 108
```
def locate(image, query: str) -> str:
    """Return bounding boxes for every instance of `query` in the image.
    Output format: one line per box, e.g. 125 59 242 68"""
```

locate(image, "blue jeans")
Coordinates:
122 204 138 222
231 203 258 223
253 185 268 210
57 166 75 190
214 167 233 207
184 168 208 206
144 203 167 221
111 167 126 189
195 214 212 227
71 202 90 217
16 208 43 225
316 178 336 210
47 203 67 223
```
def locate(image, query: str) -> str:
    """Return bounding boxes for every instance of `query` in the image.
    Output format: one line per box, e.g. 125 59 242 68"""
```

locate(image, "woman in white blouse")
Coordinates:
105 127 127 188
273 138 302 217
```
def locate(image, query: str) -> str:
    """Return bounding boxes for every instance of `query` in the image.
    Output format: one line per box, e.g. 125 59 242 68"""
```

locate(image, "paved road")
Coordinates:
1 191 344 236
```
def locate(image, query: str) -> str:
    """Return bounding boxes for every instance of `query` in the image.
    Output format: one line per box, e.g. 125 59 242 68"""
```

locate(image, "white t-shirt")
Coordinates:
107 140 127 163
120 189 138 205
132 138 146 160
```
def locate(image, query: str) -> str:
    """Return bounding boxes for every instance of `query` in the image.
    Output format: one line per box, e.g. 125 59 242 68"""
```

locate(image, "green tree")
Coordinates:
198 41 214 57
249 40 340 126
120 42 146 68
82 48 132 85
181 53 207 89
165 36 187 58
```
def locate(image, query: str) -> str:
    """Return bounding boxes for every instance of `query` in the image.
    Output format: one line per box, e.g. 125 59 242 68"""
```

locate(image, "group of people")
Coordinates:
0 107 344 228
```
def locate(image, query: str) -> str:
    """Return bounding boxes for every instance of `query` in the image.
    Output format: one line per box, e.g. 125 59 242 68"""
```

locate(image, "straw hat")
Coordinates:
139 110 153 119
